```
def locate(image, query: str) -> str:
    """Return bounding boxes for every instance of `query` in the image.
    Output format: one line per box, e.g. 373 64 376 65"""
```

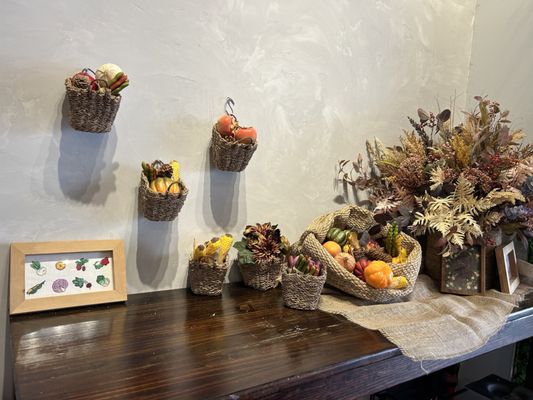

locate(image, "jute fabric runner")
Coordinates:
318 275 532 361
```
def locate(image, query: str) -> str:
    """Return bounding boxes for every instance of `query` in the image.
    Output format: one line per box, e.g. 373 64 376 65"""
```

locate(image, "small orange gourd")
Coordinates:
364 260 393 289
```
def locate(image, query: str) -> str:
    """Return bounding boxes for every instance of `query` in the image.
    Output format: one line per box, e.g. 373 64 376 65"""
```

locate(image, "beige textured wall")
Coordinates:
0 1 479 397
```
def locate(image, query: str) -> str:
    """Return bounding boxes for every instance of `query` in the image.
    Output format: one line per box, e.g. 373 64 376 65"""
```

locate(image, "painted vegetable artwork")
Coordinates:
52 279 69 293
25 256 114 298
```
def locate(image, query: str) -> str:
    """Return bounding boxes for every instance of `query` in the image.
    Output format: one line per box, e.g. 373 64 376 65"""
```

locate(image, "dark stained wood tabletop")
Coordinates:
9 284 533 400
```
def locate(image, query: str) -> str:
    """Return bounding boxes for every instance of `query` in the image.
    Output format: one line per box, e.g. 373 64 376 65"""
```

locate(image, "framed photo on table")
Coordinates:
441 245 487 295
10 240 127 315
495 241 520 294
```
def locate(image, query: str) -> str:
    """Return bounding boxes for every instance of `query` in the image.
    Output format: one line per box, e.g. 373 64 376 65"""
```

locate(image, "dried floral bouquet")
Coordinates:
339 96 533 256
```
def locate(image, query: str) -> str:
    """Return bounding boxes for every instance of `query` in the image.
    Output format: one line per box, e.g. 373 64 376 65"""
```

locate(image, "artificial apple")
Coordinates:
216 114 237 136
234 126 257 143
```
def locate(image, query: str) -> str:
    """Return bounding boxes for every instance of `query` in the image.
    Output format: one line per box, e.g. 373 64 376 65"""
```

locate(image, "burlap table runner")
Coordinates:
318 275 532 361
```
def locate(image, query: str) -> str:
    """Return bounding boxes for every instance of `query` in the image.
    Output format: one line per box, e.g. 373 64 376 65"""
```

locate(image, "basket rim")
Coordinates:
140 172 188 198
212 125 258 149
65 77 122 100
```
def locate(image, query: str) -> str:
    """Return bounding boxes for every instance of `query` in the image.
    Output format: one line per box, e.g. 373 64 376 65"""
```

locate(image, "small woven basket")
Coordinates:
239 259 284 291
210 126 258 172
188 260 228 296
282 269 327 310
138 173 188 221
64 77 121 133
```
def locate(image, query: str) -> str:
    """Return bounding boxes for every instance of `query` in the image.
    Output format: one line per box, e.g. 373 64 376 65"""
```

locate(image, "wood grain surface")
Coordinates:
10 284 533 400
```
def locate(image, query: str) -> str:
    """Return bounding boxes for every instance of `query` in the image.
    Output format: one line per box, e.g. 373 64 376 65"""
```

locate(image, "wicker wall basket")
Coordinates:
210 126 258 172
295 205 422 303
188 260 229 296
239 259 284 291
138 173 188 221
282 269 327 310
64 77 121 133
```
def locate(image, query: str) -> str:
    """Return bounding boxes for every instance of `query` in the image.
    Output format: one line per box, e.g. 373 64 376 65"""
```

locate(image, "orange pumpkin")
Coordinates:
323 241 342 257
363 260 393 289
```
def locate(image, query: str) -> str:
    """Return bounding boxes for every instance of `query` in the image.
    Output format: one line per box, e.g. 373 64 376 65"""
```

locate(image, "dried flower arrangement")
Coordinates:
233 223 290 265
339 96 533 256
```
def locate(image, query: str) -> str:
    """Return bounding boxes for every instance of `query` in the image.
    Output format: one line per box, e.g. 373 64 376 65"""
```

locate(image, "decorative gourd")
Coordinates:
364 260 393 289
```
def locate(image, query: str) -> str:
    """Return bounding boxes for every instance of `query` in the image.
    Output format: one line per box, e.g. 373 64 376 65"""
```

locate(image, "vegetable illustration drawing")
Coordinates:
30 261 47 276
26 281 46 295
94 257 110 270
75 258 89 271
96 275 110 287
52 279 69 293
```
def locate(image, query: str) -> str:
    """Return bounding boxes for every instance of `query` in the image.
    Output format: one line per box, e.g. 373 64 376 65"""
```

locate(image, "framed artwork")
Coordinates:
441 245 487 295
495 242 520 294
10 240 127 315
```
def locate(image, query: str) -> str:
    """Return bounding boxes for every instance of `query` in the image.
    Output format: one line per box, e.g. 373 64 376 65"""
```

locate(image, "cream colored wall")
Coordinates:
0 1 479 397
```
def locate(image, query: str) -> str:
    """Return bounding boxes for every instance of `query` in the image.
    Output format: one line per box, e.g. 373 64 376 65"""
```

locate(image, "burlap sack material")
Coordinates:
296 205 422 303
239 260 284 291
282 269 327 310
188 260 228 296
65 77 121 133
138 173 188 221
210 127 258 172
318 275 518 361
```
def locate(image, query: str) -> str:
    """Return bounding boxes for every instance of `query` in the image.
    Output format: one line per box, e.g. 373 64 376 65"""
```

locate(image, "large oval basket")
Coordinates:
210 126 258 172
296 205 422 303
65 77 121 133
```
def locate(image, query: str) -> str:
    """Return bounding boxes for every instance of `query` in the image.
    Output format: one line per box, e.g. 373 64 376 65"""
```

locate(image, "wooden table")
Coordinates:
9 284 533 399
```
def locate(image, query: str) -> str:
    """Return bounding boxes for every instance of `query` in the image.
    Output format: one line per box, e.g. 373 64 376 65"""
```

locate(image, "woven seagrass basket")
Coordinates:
282 268 327 310
295 205 422 303
239 259 284 291
138 173 188 221
188 260 228 296
65 77 121 133
210 126 258 172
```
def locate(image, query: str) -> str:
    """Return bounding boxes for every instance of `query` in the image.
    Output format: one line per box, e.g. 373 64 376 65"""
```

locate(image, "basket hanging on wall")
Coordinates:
138 173 188 221
210 127 258 172
210 97 258 172
65 77 121 133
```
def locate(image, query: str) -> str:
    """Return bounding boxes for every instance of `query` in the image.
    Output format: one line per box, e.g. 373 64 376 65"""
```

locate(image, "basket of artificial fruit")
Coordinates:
282 254 326 310
139 159 188 221
65 63 129 133
210 97 258 172
189 234 234 296
295 205 422 303
233 223 289 291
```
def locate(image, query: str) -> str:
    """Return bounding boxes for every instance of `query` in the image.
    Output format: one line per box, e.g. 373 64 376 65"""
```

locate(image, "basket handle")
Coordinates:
165 181 181 195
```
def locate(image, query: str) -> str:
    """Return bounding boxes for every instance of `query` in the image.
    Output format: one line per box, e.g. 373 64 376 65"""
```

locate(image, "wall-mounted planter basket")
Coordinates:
210 126 258 172
138 174 188 221
65 77 121 133
188 260 229 296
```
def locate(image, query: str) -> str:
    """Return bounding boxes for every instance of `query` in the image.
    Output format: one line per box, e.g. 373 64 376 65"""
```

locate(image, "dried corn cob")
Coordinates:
217 234 233 264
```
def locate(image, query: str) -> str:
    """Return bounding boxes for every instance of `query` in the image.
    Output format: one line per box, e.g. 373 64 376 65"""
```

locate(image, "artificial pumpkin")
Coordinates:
363 260 393 289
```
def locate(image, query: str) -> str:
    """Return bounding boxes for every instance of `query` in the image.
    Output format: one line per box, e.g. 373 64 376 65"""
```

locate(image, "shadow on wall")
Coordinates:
47 97 119 205
202 147 244 230
134 187 177 289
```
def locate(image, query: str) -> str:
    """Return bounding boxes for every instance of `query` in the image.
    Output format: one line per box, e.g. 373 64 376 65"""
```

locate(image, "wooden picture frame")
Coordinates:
441 245 487 295
495 241 520 294
10 240 127 315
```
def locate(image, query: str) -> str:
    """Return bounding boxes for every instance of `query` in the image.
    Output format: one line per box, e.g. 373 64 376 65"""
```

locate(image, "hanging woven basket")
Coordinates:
188 260 229 296
138 173 188 221
64 77 121 133
210 126 258 172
